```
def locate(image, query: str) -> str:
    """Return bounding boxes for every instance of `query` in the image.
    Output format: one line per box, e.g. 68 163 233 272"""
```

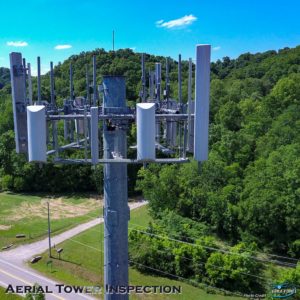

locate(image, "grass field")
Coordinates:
31 205 243 300
0 192 103 249
0 286 22 300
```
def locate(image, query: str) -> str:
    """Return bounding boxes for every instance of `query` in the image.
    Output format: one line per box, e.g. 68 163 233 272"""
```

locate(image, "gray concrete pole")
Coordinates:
103 76 129 300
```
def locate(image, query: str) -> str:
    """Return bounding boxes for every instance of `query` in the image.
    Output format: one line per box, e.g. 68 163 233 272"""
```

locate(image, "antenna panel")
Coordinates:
27 105 46 162
74 97 85 134
188 101 195 151
9 52 28 153
194 45 211 162
136 103 155 161
155 63 161 85
90 107 99 165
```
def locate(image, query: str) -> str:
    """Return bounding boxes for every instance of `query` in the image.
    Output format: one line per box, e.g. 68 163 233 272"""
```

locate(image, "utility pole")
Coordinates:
112 30 115 52
47 201 52 258
103 76 129 300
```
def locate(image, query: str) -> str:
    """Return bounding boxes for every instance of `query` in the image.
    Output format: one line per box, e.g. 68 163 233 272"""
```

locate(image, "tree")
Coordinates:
239 144 300 251
279 263 300 300
205 243 263 293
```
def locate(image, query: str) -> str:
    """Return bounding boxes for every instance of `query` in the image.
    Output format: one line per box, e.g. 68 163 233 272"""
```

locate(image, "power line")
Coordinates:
65 237 246 298
129 260 246 298
254 251 299 262
130 241 268 283
68 237 103 253
50 210 295 288
128 221 299 264
128 227 297 268
60 220 295 291
69 233 267 286
72 219 297 269
54 213 297 272
72 227 267 288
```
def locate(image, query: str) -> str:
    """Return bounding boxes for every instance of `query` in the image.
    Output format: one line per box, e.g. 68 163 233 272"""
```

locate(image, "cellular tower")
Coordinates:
9 44 211 299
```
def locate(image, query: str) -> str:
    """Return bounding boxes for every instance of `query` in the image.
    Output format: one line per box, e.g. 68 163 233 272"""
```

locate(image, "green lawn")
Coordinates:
0 286 22 300
31 205 243 300
0 192 102 249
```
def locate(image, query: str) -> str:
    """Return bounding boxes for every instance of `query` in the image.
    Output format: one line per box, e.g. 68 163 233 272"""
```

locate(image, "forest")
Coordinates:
0 45 300 296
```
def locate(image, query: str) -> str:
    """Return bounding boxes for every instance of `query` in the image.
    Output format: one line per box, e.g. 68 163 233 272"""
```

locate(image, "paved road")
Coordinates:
0 257 95 300
0 200 148 299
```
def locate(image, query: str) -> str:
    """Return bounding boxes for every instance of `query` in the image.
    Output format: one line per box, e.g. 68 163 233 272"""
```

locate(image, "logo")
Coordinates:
271 282 297 299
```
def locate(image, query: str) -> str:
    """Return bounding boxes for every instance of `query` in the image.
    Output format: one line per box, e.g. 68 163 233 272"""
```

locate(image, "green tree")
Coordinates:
205 243 263 293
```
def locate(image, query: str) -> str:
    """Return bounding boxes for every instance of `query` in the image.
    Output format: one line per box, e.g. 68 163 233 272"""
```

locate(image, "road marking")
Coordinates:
0 261 95 300
0 258 58 285
0 279 26 297
0 268 32 285
0 202 148 300
0 279 8 287
0 268 65 300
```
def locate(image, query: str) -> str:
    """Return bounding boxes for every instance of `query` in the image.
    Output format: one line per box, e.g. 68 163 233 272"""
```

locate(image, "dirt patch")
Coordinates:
0 225 11 230
7 196 103 221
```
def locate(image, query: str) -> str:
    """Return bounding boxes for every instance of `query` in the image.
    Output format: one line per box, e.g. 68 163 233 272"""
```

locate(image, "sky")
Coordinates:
0 0 300 74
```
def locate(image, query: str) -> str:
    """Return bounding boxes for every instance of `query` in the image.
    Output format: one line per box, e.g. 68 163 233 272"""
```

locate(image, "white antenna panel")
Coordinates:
194 45 211 162
136 103 155 161
27 105 47 162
